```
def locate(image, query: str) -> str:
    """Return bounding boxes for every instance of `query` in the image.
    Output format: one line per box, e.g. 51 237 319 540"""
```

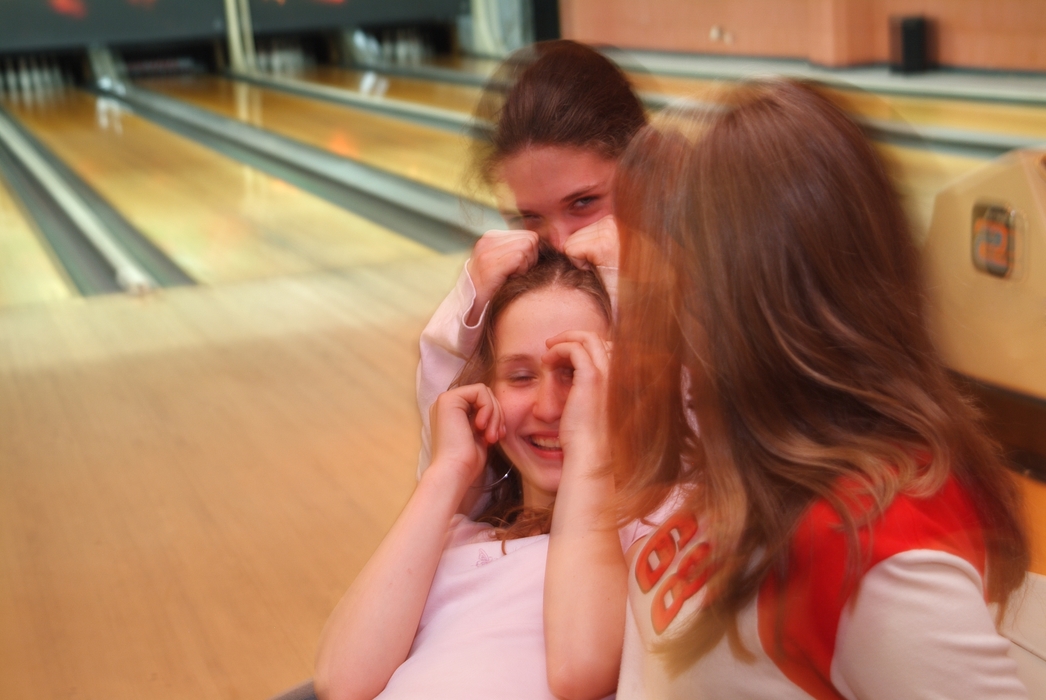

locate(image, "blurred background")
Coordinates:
0 1 1043 698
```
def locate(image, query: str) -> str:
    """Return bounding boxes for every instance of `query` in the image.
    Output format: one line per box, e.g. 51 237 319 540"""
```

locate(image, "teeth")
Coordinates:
529 436 561 450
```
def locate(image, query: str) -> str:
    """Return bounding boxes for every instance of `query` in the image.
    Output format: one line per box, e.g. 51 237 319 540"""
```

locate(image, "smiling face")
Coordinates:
491 285 610 509
497 145 617 251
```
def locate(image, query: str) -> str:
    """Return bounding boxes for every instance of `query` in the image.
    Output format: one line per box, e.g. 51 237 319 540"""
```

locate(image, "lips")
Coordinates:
527 434 562 453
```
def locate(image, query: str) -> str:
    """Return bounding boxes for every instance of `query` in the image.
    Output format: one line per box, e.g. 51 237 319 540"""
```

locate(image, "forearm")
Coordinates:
544 446 626 700
416 268 481 477
314 469 469 700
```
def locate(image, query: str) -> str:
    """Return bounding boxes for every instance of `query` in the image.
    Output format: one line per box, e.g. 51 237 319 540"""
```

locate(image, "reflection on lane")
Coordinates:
301 66 482 114
631 72 1046 140
141 76 494 207
4 89 435 286
305 64 1046 141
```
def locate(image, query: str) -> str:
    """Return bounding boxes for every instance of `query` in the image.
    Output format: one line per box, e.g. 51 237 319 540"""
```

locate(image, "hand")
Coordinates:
562 216 620 272
428 384 505 491
465 230 540 326
542 331 611 474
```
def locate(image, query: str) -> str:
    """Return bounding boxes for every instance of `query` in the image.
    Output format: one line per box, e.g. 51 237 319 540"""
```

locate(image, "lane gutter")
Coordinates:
0 107 156 293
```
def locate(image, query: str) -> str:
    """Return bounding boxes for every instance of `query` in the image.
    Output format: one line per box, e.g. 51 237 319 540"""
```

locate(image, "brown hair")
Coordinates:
455 247 611 540
610 79 1028 669
470 39 647 190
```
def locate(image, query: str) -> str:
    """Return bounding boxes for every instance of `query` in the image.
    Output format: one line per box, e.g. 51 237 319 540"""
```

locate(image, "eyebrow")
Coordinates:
497 354 533 365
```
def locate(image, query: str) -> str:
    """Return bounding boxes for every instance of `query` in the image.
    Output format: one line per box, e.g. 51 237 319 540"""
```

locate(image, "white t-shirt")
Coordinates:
378 515 655 699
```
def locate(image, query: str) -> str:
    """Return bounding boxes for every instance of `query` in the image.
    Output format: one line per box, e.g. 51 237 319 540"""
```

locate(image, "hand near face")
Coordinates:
429 384 505 491
466 230 540 326
562 215 620 273
542 330 611 472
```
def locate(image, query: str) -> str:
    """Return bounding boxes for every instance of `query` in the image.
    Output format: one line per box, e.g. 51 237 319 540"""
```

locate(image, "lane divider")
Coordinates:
0 109 155 294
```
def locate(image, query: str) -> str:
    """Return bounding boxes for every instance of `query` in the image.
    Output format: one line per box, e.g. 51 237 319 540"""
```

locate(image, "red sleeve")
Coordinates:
758 476 987 700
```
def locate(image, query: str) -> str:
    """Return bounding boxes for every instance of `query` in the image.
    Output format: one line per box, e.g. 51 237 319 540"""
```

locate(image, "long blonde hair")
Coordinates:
610 79 1029 669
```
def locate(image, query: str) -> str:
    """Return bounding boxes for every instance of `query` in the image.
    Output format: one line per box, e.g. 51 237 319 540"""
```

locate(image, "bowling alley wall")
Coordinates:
0 0 459 53
560 0 1046 72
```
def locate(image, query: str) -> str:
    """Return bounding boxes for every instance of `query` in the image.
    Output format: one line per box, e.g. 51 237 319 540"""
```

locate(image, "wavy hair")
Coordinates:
610 79 1028 669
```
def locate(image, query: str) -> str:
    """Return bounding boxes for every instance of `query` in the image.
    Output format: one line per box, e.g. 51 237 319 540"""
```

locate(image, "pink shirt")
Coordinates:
378 515 655 699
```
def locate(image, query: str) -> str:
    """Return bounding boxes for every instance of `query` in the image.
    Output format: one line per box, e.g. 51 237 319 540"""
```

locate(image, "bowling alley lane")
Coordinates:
415 53 1046 142
1 90 436 287
0 173 73 306
140 75 495 207
301 66 483 114
295 65 984 242
631 72 1046 141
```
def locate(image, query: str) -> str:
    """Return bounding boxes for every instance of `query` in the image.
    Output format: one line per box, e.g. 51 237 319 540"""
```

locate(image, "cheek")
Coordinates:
492 387 528 431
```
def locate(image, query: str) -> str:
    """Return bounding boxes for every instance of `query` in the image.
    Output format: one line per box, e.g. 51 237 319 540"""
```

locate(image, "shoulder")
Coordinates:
758 476 995 698
446 515 497 547
790 475 986 582
620 486 694 552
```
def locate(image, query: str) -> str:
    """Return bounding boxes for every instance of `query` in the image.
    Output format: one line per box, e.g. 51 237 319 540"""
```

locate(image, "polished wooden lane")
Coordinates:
3 90 435 287
422 54 1046 140
631 72 1046 140
0 173 73 307
141 76 496 208
429 54 500 77
0 252 468 700
302 66 483 114
143 73 993 242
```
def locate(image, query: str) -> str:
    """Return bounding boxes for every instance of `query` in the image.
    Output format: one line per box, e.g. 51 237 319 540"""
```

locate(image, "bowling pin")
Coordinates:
4 60 15 94
32 57 44 95
39 59 54 92
18 58 32 96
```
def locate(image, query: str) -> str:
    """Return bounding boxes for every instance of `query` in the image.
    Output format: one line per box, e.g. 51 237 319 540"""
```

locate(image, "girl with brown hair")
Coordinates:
416 39 647 481
317 251 643 700
610 79 1029 698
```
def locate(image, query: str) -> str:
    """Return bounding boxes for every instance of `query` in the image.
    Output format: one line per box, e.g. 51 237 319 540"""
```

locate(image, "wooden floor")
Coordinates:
139 72 995 244
142 76 494 208
0 253 467 700
3 91 433 293
305 66 483 115
426 54 1046 140
630 73 1046 139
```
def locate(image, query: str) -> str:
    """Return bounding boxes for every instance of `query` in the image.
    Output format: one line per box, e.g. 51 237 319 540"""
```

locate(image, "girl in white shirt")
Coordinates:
317 251 641 700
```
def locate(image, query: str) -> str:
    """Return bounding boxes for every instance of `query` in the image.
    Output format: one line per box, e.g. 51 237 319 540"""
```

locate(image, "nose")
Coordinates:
543 221 571 253
532 373 566 423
